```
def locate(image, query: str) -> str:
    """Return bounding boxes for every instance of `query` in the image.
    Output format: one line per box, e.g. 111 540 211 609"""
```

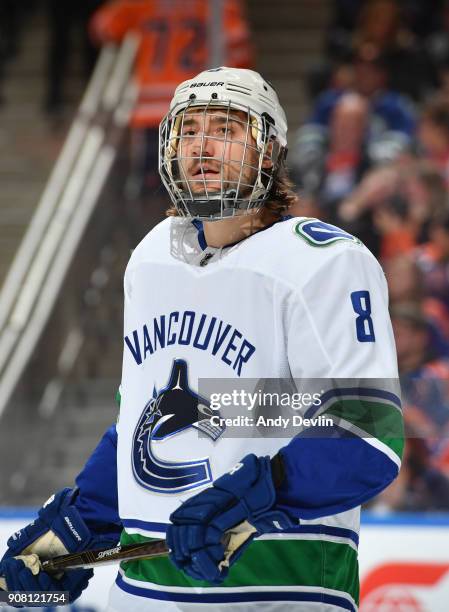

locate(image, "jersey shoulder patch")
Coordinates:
293 218 361 247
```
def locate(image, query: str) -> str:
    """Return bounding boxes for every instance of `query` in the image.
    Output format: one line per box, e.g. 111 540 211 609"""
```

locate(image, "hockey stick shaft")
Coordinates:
41 539 169 571
0 522 256 589
42 520 257 572
0 524 257 588
0 541 168 590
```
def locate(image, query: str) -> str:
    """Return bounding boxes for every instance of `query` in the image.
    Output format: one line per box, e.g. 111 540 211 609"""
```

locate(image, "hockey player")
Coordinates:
0 67 403 611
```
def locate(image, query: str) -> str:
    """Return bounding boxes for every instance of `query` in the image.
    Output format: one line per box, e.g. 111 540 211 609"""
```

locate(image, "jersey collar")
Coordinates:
191 215 293 251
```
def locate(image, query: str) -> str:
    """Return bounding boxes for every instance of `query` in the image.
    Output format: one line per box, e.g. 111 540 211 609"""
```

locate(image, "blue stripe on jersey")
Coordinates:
116 574 356 610
305 387 402 419
122 519 359 546
277 426 399 520
191 219 207 250
122 519 167 532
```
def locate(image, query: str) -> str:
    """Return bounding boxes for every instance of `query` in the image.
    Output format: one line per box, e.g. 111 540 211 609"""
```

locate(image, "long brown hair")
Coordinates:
264 159 299 216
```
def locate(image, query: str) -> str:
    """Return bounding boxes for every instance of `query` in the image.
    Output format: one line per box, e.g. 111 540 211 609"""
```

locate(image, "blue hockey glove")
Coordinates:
0 557 92 605
166 454 293 583
0 488 117 602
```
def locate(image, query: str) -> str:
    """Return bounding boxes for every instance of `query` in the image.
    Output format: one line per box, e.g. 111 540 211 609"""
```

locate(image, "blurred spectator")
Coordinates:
340 0 433 100
414 210 449 321
290 49 416 212
404 161 449 241
45 0 104 115
90 0 253 196
392 302 438 374
338 163 400 223
355 302 449 511
90 0 253 128
311 0 436 103
384 251 449 342
383 254 423 304
372 190 416 259
371 302 449 511
353 0 434 100
316 92 369 207
391 302 449 422
338 160 447 258
372 432 449 511
418 94 449 186
286 1 449 514
336 163 405 256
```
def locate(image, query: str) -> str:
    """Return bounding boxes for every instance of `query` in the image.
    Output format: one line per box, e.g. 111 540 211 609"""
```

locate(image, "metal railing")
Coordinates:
0 34 139 419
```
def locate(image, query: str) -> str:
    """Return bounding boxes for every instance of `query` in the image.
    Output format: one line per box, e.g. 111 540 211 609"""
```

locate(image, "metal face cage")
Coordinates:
159 99 284 221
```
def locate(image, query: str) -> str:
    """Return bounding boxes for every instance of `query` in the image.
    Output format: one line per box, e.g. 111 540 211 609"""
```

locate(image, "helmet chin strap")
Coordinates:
184 190 238 218
182 187 268 220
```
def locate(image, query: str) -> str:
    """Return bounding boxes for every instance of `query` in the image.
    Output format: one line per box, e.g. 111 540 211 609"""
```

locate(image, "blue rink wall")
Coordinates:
1 511 449 611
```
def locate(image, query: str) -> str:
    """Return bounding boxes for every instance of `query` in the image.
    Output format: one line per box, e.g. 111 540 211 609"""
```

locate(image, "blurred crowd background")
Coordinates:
1 0 449 515
290 0 449 513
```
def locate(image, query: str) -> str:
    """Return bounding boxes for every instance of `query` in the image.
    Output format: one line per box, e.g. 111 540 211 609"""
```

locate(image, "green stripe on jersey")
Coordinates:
120 531 359 604
324 399 404 461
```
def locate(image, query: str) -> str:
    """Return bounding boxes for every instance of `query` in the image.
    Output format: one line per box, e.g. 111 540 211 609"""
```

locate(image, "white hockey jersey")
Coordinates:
111 216 403 612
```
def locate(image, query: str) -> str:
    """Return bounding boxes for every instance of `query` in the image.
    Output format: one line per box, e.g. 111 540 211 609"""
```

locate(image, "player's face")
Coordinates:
175 107 261 197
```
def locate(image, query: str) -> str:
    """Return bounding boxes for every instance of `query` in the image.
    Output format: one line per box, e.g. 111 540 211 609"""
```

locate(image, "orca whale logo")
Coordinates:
132 359 225 494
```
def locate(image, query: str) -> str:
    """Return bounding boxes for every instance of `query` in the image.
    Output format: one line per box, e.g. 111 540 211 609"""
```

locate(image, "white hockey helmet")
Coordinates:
159 67 288 220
